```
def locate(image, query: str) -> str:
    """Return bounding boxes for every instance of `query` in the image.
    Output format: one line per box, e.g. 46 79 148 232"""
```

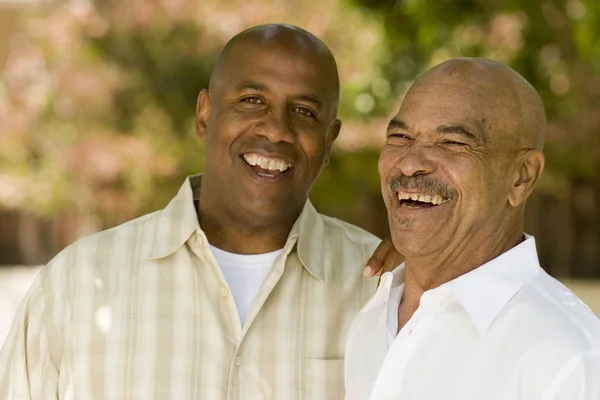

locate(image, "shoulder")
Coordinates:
44 210 161 275
318 213 381 252
495 272 600 397
513 270 600 351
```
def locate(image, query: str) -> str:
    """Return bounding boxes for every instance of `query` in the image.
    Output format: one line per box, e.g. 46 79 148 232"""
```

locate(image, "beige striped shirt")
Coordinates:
0 175 380 399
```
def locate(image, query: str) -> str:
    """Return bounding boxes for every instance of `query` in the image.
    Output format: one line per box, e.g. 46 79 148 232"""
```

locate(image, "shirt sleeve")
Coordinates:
541 350 600 400
0 265 64 400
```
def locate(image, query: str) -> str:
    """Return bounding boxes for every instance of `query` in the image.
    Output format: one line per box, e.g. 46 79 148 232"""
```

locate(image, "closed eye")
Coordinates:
443 140 467 146
387 133 413 140
385 133 412 146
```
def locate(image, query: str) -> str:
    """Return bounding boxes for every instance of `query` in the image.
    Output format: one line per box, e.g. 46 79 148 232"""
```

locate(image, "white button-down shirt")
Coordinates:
345 236 600 400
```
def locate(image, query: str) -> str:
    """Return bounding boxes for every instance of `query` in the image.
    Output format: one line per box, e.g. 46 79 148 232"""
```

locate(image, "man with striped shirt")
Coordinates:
0 24 399 399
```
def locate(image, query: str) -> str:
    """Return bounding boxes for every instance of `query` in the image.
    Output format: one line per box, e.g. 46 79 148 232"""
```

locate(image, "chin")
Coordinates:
239 199 299 226
390 228 435 258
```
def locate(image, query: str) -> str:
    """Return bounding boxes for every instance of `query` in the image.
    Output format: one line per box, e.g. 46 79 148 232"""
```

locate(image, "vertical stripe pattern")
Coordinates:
0 175 380 399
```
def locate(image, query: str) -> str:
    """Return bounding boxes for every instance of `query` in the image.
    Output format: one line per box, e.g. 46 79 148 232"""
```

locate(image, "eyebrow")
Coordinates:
387 118 408 131
235 80 322 109
235 80 269 92
436 125 478 141
296 94 322 109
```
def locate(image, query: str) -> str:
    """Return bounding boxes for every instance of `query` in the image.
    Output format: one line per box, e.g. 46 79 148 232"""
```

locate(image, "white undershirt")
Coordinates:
209 244 283 326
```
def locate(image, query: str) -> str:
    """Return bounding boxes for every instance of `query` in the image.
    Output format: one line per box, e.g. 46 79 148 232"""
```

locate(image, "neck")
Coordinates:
196 198 299 255
402 223 524 305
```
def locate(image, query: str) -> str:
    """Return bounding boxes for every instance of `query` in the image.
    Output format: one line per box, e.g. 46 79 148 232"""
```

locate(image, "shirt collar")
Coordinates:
379 263 406 294
377 235 542 334
148 174 327 281
440 235 542 333
148 175 202 260
295 200 327 281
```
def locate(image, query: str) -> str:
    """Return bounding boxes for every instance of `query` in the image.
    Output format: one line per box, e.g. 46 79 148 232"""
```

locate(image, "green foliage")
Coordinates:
1 0 599 231
0 0 387 226
351 0 600 189
90 24 215 134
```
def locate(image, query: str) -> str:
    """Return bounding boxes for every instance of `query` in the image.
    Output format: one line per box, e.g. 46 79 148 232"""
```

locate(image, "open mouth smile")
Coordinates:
396 191 450 209
241 153 293 179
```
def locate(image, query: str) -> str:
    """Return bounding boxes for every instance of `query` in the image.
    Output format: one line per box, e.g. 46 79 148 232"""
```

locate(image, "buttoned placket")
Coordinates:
224 233 299 400
188 229 245 398
369 289 454 400
187 228 303 400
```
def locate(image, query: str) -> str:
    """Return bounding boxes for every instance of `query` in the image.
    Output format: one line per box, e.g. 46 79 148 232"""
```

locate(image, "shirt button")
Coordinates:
220 286 229 297
234 356 243 366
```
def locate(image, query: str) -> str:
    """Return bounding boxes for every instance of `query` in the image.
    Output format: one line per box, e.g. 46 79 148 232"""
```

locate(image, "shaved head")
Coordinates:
194 24 343 253
379 57 546 265
410 58 547 150
209 24 340 110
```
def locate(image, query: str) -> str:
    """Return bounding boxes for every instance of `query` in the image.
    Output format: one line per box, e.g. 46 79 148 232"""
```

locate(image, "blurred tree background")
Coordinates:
0 0 599 276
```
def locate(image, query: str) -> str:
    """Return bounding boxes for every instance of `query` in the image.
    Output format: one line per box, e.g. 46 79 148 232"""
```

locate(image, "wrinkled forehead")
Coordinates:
398 72 522 142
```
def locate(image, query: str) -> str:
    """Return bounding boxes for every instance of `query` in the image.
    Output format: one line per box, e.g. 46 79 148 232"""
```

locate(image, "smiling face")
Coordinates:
379 59 545 259
196 26 340 229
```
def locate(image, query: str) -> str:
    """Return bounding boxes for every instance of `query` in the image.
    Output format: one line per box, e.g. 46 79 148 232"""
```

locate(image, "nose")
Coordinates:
395 142 437 177
254 110 296 144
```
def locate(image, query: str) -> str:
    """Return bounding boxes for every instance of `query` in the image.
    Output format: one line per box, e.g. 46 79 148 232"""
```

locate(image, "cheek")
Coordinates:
440 153 484 197
378 149 399 205
445 158 503 210
378 147 398 178
298 131 329 163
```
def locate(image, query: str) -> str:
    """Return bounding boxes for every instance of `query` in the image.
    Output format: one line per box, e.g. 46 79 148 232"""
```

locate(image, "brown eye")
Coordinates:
242 97 264 104
292 106 315 118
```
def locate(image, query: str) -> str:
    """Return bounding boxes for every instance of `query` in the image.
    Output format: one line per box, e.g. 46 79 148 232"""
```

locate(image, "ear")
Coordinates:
195 89 211 141
508 150 545 207
324 119 342 165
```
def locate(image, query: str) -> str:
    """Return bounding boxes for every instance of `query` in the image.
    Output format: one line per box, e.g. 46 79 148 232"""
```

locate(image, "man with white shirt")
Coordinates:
0 24 400 399
345 58 600 400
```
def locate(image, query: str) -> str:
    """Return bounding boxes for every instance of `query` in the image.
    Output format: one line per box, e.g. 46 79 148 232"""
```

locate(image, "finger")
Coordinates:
378 249 405 276
364 237 394 277
364 242 392 276
368 246 393 277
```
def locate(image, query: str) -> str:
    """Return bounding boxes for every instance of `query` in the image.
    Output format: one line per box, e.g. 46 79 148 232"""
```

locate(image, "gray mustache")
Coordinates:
387 174 456 200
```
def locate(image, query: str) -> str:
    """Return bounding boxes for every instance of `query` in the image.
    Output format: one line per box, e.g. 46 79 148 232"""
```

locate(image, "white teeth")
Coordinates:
396 191 447 206
243 153 291 172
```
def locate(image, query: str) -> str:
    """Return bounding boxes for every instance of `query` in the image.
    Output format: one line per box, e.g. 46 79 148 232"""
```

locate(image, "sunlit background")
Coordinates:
1 0 599 346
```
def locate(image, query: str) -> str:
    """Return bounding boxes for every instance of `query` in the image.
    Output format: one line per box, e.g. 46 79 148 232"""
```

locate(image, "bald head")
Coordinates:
409 58 546 150
194 25 344 244
379 57 547 263
209 24 340 107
